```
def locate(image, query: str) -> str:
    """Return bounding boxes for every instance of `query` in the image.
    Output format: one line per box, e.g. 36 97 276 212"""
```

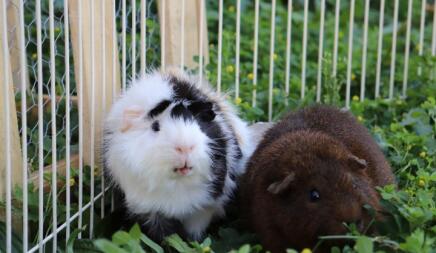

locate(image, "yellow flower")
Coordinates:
247 73 254 80
357 116 364 122
273 53 278 60
202 246 211 253
418 179 425 187
226 65 234 73
54 27 61 34
228 5 235 12
352 95 359 102
235 97 242 105
351 73 356 81
419 151 426 158
396 99 404 105
31 53 37 59
69 178 75 187
301 249 312 253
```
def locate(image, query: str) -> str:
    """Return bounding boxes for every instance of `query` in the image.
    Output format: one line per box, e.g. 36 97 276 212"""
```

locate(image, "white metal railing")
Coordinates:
1 0 435 252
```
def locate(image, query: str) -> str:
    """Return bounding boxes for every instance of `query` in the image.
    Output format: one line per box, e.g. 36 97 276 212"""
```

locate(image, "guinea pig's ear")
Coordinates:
348 155 367 170
188 101 216 122
120 105 145 132
267 172 295 195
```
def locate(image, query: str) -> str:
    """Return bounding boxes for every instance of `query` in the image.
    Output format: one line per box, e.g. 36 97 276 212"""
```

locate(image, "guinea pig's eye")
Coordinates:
151 121 160 132
309 189 320 202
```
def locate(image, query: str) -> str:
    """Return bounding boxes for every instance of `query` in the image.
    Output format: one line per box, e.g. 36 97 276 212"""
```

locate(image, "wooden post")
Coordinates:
6 0 30 91
69 0 121 166
157 0 209 69
0 1 23 201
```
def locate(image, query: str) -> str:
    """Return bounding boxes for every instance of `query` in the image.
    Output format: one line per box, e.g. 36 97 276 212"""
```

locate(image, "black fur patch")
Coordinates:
129 212 187 242
171 103 194 122
170 77 206 102
148 100 171 118
194 115 228 198
188 101 216 122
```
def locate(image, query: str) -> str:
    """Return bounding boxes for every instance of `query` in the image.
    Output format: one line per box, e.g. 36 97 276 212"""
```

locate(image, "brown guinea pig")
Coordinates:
240 105 395 253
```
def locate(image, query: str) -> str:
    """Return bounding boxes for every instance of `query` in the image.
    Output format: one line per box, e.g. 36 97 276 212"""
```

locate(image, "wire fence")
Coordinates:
1 0 435 252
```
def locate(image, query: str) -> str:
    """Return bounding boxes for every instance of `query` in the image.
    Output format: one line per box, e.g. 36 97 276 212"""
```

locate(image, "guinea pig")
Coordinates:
240 105 395 253
103 68 254 242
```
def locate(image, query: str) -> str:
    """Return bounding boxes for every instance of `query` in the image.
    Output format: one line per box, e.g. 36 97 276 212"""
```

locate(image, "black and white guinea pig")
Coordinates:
103 68 254 241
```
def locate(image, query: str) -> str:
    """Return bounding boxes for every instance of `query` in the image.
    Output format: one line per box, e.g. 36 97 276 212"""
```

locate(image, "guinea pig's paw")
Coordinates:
121 105 146 132
267 172 295 194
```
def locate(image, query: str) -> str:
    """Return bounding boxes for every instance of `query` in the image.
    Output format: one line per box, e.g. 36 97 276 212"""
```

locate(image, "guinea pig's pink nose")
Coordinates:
175 145 194 154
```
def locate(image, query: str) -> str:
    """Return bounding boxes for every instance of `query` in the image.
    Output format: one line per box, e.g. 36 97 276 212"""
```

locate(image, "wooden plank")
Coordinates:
157 0 209 69
0 0 23 201
6 0 30 91
69 0 121 166
29 154 80 190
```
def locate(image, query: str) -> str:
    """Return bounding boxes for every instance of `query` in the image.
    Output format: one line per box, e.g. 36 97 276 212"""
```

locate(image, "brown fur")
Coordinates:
240 105 395 253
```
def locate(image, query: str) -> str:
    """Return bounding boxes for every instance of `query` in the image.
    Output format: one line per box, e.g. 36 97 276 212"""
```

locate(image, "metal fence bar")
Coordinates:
132 0 136 78
268 0 276 121
332 0 340 77
122 0 127 90
402 0 413 97
113 0 117 98
418 0 426 76
35 0 45 250
27 187 111 253
101 0 106 219
140 0 146 75
199 0 204 84
252 0 259 106
77 0 84 239
316 0 325 102
217 0 223 93
49 0 58 250
64 0 71 243
285 0 292 104
180 0 185 69
89 0 96 238
345 0 355 108
301 0 308 99
19 0 29 250
161 0 165 69
389 0 399 99
235 0 241 98
1 0 12 251
375 0 385 98
360 0 370 101
111 0 117 213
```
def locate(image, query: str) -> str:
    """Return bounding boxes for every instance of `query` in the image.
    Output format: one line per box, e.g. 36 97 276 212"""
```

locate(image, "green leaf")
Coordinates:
140 234 164 253
129 224 142 240
112 231 132 245
354 236 373 253
94 239 129 253
164 234 195 253
238 244 251 253
67 227 86 253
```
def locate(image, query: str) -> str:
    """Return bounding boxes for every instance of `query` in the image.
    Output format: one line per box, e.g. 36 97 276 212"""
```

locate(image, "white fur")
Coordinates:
104 70 253 238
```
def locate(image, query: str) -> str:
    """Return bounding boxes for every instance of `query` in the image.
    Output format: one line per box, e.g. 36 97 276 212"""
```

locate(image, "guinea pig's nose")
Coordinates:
175 145 194 154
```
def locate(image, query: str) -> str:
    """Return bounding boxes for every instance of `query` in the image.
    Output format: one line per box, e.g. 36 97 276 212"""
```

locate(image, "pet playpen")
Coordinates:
0 0 435 252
